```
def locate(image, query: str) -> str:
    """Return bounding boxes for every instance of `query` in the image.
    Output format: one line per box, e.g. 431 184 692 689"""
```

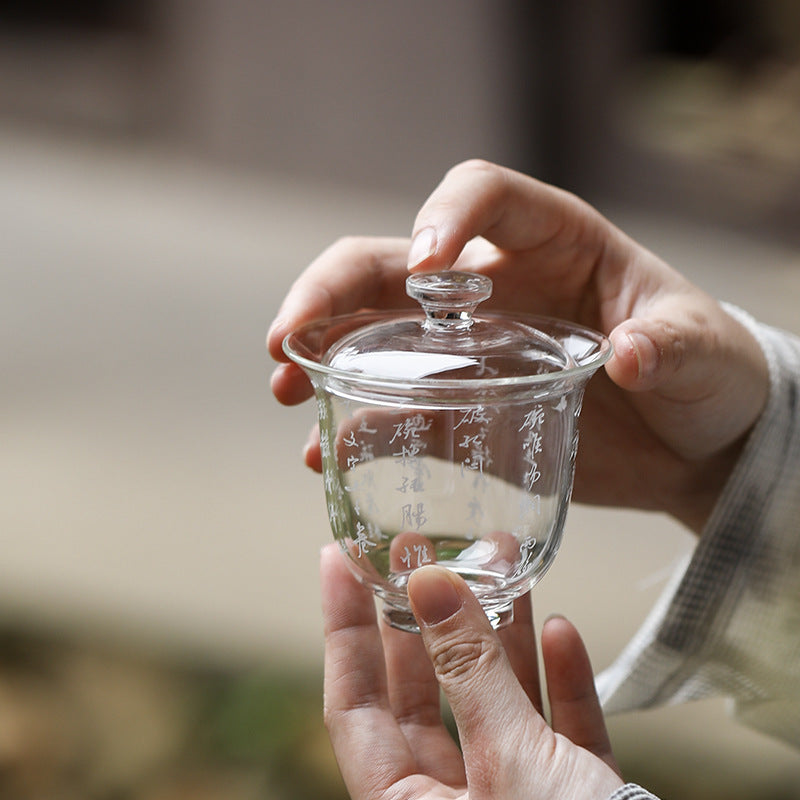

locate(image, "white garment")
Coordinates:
597 306 800 747
608 785 660 800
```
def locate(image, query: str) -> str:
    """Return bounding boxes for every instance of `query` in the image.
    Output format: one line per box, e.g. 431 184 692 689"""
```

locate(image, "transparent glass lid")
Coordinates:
323 272 573 382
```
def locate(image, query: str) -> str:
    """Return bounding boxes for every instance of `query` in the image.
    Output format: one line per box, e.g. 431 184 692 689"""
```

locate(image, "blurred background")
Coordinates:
2 1 800 798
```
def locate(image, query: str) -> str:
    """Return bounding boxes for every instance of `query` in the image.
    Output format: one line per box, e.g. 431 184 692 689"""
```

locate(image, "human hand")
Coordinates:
320 543 624 800
269 161 769 531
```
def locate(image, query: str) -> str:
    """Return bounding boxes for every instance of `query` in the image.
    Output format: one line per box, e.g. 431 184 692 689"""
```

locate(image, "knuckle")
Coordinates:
329 235 365 257
447 157 498 179
430 629 502 684
323 704 357 739
656 318 687 373
322 699 335 732
322 692 339 734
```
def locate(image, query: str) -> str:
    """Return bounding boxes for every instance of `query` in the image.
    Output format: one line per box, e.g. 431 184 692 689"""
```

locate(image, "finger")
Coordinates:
320 545 417 794
268 236 412 363
607 308 705 395
270 361 316 406
497 592 543 713
604 294 769 464
541 615 619 774
302 424 322 472
408 566 549 774
407 160 604 275
603 274 734 396
379 619 467 785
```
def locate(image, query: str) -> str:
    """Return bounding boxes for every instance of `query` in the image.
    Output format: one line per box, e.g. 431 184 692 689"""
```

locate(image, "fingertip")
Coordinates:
407 260 443 274
407 224 468 274
541 613 578 646
319 541 340 570
303 432 323 472
320 541 374 619
270 362 315 405
320 542 347 587
407 226 438 272
266 317 290 362
541 613 593 681
319 542 346 604
408 565 465 626
607 324 659 391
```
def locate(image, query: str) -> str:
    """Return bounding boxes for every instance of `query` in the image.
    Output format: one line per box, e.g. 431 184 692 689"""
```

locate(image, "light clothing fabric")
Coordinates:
596 306 800 800
608 785 660 800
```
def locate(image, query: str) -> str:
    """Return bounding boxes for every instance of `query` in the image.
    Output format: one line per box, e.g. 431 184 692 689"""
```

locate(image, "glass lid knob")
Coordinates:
406 271 493 332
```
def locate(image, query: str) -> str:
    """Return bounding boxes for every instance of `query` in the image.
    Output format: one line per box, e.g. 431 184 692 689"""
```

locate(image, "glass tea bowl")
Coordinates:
284 271 611 632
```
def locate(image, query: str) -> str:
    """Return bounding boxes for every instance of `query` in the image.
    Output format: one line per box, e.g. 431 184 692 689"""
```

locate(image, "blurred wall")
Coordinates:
2 0 800 238
1 1 543 196
156 0 534 195
0 0 644 198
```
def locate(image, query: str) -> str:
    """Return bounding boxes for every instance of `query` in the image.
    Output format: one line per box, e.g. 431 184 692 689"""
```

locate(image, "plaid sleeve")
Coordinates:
607 785 661 800
597 306 800 747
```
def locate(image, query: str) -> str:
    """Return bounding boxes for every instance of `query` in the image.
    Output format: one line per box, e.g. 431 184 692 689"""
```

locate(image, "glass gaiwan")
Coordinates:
284 271 611 632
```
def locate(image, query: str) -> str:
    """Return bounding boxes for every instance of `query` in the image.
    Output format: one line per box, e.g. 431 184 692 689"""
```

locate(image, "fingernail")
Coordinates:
626 331 658 381
407 227 437 271
409 566 463 625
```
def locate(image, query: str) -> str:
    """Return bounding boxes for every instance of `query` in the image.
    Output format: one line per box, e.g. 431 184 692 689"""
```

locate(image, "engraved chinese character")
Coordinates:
519 493 541 517
522 430 543 457
519 405 545 432
390 413 432 443
467 497 484 522
396 474 426 494
413 543 431 566
327 500 344 529
458 433 484 450
401 503 428 531
524 463 541 490
357 417 378 434
353 521 374 558
319 430 331 459
393 441 423 464
399 543 432 569
324 471 337 494
455 406 492 429
520 536 538 563
462 436 492 475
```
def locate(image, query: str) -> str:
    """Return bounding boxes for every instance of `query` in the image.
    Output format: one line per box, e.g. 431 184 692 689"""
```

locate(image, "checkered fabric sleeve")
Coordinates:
597 306 800 747
607 785 661 800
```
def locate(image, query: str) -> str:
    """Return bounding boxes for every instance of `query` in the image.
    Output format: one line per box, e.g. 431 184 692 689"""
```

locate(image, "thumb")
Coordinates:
606 317 689 393
407 567 548 773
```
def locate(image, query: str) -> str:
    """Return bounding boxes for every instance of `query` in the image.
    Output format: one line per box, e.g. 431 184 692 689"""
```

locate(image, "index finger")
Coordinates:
406 159 608 275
